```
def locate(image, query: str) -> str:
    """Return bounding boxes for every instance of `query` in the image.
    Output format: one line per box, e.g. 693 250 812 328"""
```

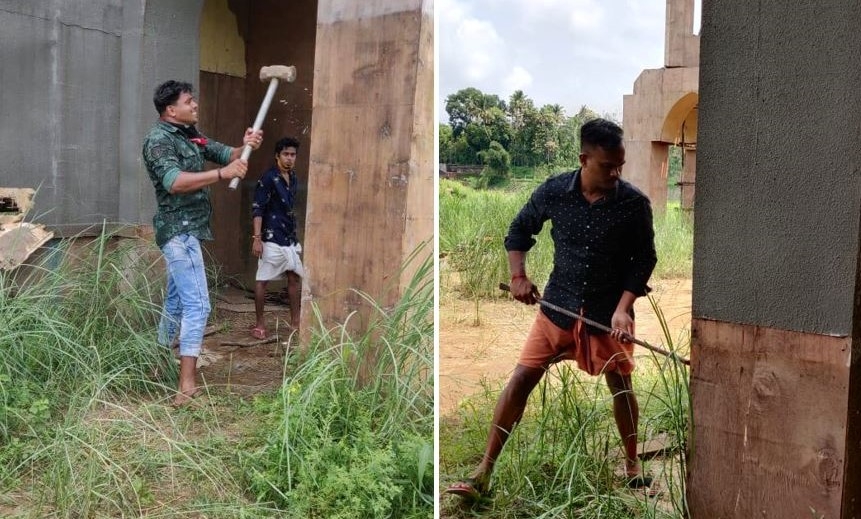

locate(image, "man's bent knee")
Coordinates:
507 365 545 395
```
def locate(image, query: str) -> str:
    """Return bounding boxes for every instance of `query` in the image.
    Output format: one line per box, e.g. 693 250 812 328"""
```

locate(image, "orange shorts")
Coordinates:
518 309 635 376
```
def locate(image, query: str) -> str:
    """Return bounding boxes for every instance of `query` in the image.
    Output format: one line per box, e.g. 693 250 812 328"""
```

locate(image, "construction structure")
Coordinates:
691 1 861 516
0 0 433 331
623 0 699 210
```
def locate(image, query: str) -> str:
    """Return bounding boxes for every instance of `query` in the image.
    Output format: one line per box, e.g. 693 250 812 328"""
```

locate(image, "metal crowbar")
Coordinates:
499 283 690 366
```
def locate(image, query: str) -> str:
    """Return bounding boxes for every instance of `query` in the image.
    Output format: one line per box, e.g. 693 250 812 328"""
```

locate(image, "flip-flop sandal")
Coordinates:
626 475 654 489
444 478 486 502
626 475 659 497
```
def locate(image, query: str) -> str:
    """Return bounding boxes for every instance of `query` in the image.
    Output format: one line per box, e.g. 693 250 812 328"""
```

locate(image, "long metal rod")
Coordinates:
499 283 690 366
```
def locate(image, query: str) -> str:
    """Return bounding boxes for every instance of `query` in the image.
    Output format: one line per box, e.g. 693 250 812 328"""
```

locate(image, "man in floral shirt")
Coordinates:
142 80 263 407
250 137 304 339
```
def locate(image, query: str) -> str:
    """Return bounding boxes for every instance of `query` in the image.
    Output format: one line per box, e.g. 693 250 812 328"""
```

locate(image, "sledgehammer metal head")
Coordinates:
227 64 297 190
259 65 296 83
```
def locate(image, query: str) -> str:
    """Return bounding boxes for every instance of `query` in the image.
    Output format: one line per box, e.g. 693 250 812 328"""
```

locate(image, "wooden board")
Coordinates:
688 318 851 518
0 223 54 271
302 2 433 331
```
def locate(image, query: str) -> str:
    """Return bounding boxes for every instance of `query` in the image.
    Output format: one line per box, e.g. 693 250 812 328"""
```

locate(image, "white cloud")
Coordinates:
439 0 666 118
568 1 605 32
503 66 533 93
455 18 504 82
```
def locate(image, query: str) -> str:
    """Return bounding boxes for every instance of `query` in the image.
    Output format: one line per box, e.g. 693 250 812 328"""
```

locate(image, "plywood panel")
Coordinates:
400 6 433 291
198 71 247 278
303 4 431 330
689 318 850 518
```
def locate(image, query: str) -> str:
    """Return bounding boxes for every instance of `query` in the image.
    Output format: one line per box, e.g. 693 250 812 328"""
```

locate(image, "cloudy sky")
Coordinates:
438 0 701 122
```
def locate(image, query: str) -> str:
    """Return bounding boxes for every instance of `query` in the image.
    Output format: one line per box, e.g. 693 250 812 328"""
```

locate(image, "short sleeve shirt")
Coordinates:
251 166 299 246
142 121 232 247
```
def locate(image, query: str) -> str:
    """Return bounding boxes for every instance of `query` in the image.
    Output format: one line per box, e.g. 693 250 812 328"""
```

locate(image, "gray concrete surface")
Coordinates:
0 0 202 235
693 1 861 335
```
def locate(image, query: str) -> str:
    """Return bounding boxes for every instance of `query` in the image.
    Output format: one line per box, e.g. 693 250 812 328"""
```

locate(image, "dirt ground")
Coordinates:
439 278 693 415
193 286 299 396
190 277 691 413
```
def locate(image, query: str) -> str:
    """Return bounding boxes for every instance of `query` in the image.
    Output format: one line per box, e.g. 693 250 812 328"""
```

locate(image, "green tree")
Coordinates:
477 141 511 187
445 88 507 137
439 124 454 164
507 90 537 167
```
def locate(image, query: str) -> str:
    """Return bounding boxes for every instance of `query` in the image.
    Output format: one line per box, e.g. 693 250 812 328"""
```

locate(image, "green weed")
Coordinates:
243 254 434 519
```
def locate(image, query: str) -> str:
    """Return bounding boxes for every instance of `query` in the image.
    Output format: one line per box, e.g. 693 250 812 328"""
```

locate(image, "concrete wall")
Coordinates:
690 1 861 516
0 0 202 235
693 2 861 334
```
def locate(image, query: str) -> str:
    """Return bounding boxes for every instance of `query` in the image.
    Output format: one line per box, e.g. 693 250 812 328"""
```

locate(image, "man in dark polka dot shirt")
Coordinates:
447 118 658 500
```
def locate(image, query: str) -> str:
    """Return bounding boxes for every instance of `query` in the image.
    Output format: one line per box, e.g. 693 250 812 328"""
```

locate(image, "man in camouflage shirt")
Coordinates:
142 80 263 407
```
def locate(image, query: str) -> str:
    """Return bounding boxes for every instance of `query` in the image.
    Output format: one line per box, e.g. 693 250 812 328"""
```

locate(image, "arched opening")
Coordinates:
660 92 698 211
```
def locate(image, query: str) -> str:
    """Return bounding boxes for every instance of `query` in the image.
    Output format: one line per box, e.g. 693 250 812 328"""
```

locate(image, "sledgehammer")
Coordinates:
499 283 690 366
228 65 297 190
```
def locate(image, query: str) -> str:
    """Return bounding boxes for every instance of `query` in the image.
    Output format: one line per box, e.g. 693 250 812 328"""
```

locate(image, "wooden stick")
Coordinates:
498 283 690 366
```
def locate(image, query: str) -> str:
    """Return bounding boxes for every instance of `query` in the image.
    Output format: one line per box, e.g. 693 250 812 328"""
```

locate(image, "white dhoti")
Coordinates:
255 241 306 281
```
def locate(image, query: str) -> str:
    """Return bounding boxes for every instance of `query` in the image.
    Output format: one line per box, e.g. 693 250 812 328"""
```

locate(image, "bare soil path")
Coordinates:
439 278 693 415
194 286 297 396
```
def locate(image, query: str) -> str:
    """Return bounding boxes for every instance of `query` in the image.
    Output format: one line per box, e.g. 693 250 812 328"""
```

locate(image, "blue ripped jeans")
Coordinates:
157 234 210 358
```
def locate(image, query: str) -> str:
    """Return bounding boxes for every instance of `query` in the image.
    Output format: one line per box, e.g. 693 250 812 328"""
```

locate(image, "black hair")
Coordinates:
580 118 623 150
274 137 301 154
153 80 194 115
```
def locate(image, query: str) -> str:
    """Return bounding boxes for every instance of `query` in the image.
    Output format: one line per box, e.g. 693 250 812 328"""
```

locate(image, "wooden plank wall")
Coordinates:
302 0 433 331
689 318 850 517
198 72 247 277
198 0 318 283
400 4 434 293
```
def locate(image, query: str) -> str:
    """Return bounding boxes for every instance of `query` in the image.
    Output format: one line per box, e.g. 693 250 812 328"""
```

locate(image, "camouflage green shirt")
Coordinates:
142 121 232 247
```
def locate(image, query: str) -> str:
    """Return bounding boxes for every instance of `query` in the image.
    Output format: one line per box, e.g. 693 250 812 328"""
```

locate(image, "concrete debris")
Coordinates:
0 188 54 271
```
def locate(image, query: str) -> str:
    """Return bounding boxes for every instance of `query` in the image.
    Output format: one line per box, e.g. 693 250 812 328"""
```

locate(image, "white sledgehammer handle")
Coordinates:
228 77 280 191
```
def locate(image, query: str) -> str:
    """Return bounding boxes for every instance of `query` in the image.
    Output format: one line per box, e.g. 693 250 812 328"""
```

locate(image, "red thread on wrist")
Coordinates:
511 274 527 280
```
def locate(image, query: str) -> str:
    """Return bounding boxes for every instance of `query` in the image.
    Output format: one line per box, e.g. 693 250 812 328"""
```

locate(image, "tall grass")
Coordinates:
440 179 694 298
243 254 434 518
1 232 434 518
1 232 167 449
652 206 693 279
439 180 553 298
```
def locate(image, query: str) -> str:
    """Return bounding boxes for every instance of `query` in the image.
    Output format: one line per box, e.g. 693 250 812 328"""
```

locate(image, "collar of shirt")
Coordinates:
565 168 621 202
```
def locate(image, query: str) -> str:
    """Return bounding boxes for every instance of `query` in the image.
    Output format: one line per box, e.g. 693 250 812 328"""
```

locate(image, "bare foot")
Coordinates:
172 388 200 408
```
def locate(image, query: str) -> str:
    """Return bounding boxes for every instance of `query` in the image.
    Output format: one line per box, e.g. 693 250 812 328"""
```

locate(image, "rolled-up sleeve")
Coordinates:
504 182 549 252
622 198 657 296
203 140 232 166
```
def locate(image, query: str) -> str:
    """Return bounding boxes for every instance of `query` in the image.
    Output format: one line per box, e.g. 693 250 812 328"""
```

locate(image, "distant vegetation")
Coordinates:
440 179 693 299
440 86 683 195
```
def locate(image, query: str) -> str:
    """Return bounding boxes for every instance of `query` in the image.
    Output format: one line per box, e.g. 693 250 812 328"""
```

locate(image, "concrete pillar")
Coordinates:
665 0 699 68
301 0 433 332
690 1 861 516
624 138 668 207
